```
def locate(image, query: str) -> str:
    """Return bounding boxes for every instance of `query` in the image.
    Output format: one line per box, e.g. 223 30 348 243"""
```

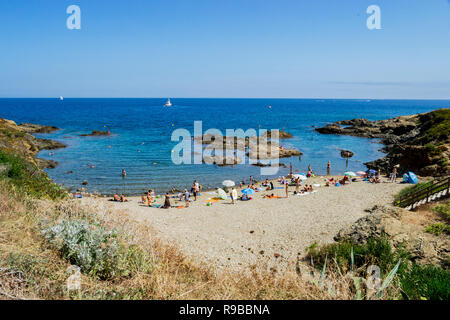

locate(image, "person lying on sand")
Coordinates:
263 193 280 199
120 194 128 202
113 194 120 201
141 194 146 203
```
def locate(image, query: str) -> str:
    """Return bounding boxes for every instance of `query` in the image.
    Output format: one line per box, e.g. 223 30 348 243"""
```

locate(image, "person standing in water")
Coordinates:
122 169 126 178
327 161 331 176
249 176 253 186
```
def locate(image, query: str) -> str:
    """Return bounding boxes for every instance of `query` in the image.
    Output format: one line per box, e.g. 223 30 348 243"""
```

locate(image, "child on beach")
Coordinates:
285 182 289 198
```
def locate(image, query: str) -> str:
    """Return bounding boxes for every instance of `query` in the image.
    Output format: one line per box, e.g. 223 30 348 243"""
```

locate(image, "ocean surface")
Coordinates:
0 98 448 195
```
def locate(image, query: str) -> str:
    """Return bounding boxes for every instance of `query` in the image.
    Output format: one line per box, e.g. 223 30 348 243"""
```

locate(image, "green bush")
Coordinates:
0 149 66 200
41 219 152 280
432 201 450 221
306 236 410 277
424 223 450 236
400 264 450 300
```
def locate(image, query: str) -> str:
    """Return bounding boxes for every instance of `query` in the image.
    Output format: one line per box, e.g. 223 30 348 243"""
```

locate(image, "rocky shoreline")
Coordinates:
0 118 66 169
315 109 450 177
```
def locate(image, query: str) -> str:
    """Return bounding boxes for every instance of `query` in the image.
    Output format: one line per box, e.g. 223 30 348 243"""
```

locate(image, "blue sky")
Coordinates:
0 0 449 98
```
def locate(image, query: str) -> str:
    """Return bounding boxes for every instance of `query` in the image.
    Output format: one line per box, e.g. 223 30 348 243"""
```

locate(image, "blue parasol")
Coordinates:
241 188 255 195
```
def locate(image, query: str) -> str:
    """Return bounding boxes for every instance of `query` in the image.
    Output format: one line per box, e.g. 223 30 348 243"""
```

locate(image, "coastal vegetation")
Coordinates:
306 236 450 300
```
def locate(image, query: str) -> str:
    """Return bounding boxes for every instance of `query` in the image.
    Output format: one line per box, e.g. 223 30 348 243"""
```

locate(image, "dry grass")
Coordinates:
0 182 357 300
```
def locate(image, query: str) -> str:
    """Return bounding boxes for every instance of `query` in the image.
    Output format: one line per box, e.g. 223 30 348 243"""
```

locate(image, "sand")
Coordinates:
80 177 406 272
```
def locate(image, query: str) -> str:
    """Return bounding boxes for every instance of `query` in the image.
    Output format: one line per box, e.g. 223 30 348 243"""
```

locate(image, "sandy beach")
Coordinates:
80 177 406 272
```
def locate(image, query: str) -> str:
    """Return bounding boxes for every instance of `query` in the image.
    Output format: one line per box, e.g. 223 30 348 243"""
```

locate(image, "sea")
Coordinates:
0 98 448 195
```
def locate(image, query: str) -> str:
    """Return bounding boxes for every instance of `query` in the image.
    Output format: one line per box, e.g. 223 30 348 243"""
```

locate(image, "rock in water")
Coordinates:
340 150 354 158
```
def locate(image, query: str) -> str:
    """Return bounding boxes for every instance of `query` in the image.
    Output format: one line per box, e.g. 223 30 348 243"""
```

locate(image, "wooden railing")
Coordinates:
396 176 450 209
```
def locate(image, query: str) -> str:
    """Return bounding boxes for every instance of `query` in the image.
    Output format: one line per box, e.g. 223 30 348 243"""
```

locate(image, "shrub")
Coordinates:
0 149 66 200
424 223 450 236
432 201 450 221
400 264 450 300
306 236 410 277
41 219 152 280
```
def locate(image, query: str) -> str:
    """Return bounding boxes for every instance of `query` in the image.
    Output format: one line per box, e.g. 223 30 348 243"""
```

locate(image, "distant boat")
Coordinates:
164 98 172 107
59 96 64 101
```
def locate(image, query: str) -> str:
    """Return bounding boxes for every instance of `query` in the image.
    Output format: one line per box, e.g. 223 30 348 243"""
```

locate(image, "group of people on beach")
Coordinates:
110 162 402 208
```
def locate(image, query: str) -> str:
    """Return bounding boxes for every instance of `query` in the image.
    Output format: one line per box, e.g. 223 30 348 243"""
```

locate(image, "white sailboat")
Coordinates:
59 96 64 101
164 98 172 107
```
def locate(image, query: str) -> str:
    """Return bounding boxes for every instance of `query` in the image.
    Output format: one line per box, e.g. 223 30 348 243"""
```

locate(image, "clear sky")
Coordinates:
1 0 449 99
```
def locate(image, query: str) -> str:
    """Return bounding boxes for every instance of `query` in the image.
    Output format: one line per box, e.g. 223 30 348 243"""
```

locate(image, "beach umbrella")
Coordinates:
356 171 366 176
222 180 235 187
369 169 377 174
344 171 357 177
293 174 307 180
216 188 227 200
241 188 255 195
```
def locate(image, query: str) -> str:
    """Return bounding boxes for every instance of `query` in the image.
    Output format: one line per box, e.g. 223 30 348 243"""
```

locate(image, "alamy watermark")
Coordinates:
66 5 81 30
367 5 382 30
66 5 381 31
66 265 81 291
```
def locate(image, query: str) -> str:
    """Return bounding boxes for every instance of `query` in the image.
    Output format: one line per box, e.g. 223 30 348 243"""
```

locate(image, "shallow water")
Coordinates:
0 98 448 194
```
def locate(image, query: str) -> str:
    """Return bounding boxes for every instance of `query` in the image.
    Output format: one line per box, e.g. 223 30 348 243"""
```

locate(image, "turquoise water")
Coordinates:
0 98 448 194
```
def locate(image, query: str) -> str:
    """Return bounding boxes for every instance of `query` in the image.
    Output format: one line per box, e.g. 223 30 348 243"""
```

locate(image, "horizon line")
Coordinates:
1 97 450 101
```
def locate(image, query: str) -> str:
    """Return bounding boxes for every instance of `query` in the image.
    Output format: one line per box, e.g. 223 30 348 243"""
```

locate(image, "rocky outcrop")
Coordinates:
197 131 301 160
18 123 59 134
202 155 243 166
316 109 450 177
0 117 66 169
340 150 354 158
79 130 110 137
335 205 449 267
247 146 301 160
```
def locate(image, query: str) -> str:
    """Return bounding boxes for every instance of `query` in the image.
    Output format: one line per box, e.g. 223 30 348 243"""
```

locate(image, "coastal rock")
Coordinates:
79 130 110 137
261 130 293 139
18 123 59 134
251 162 287 168
0 117 66 169
316 109 450 177
340 150 354 158
247 147 301 160
202 155 242 166
334 204 449 267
